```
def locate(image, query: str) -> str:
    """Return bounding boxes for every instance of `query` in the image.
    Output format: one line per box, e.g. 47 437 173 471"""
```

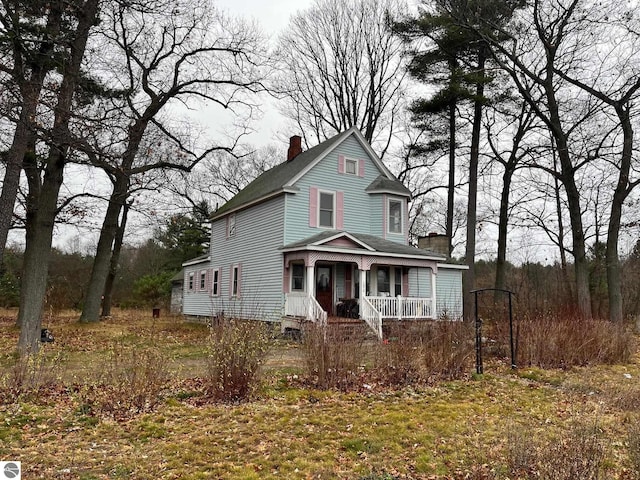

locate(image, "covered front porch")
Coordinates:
281 232 443 339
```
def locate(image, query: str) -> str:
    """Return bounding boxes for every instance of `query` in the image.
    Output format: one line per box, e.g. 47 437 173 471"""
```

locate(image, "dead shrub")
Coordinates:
373 321 473 385
374 323 423 386
203 319 270 402
302 323 367 390
628 421 640 479
420 321 474 380
0 350 61 403
79 344 169 419
489 313 635 368
506 421 606 480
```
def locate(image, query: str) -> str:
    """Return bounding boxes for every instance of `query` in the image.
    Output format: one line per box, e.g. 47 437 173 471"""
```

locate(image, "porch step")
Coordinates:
326 318 379 341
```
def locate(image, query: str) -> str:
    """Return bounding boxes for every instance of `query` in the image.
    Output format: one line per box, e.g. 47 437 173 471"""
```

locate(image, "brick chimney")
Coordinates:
418 232 450 258
287 135 302 161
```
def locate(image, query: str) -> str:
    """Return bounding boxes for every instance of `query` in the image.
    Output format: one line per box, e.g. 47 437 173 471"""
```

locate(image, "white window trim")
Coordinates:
291 264 305 292
211 268 220 297
387 197 403 235
317 190 336 229
231 264 240 298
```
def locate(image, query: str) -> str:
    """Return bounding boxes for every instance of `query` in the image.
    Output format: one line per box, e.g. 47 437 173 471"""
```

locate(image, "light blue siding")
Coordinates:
436 267 464 319
284 134 407 245
182 262 213 317
183 196 285 321
408 268 432 298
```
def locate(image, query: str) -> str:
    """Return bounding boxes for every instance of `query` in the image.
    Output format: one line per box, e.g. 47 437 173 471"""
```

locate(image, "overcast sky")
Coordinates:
216 0 311 37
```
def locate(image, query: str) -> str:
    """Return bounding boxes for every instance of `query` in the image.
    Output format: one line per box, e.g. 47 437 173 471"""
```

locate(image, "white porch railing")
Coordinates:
366 295 434 320
284 293 327 326
361 297 383 340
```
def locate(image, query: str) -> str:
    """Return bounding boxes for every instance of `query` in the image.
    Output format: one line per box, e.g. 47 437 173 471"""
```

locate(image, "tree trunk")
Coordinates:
462 52 486 321
18 147 66 352
0 110 38 269
495 167 514 292
446 99 456 256
79 176 128 322
557 141 592 318
544 53 591 318
607 104 633 323
101 199 131 317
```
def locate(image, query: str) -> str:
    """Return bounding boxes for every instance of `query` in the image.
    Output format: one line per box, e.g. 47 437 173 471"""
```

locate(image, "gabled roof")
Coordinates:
281 230 446 261
181 254 210 267
211 127 399 220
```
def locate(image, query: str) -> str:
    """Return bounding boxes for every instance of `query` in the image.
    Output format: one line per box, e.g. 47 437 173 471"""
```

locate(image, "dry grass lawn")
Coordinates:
1 309 640 479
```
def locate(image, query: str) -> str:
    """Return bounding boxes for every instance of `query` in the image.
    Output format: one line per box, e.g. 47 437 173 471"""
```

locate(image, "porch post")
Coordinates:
431 268 437 318
359 269 366 301
306 264 315 319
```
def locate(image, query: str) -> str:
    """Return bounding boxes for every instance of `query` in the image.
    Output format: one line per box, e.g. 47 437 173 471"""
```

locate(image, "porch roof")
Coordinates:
280 230 447 261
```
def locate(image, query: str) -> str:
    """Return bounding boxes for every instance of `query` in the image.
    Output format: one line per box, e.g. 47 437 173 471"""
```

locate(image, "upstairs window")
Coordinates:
188 272 194 291
200 271 207 290
319 191 334 228
388 198 403 234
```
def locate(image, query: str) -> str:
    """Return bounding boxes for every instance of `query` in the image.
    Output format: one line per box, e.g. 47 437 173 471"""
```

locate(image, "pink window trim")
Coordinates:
338 155 345 174
283 265 290 294
358 159 365 177
336 191 344 230
309 187 318 227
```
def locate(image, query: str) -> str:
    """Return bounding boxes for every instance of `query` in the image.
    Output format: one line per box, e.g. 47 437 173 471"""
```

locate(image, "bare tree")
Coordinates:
17 0 100 352
274 0 407 156
547 3 640 322
77 0 269 323
453 0 607 318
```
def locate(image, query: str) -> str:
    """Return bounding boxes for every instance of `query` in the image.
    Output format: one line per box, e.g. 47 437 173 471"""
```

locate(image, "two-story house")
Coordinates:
182 127 465 338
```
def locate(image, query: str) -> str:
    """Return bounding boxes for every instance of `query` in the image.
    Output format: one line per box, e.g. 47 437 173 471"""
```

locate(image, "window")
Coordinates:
394 267 402 296
292 264 305 291
211 269 220 296
345 158 357 175
188 272 194 291
231 265 240 297
228 213 236 237
200 271 206 290
388 198 402 234
377 267 390 294
319 191 334 228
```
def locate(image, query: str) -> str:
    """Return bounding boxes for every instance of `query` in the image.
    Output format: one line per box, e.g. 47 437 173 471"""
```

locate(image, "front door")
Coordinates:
315 265 333 314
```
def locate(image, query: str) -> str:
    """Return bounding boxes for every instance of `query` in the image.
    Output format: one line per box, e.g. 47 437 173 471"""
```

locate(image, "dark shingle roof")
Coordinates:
212 132 346 219
281 230 445 259
366 175 412 197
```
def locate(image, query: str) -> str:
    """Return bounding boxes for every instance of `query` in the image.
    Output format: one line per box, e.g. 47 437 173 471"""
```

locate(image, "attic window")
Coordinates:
228 213 236 237
345 158 357 175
